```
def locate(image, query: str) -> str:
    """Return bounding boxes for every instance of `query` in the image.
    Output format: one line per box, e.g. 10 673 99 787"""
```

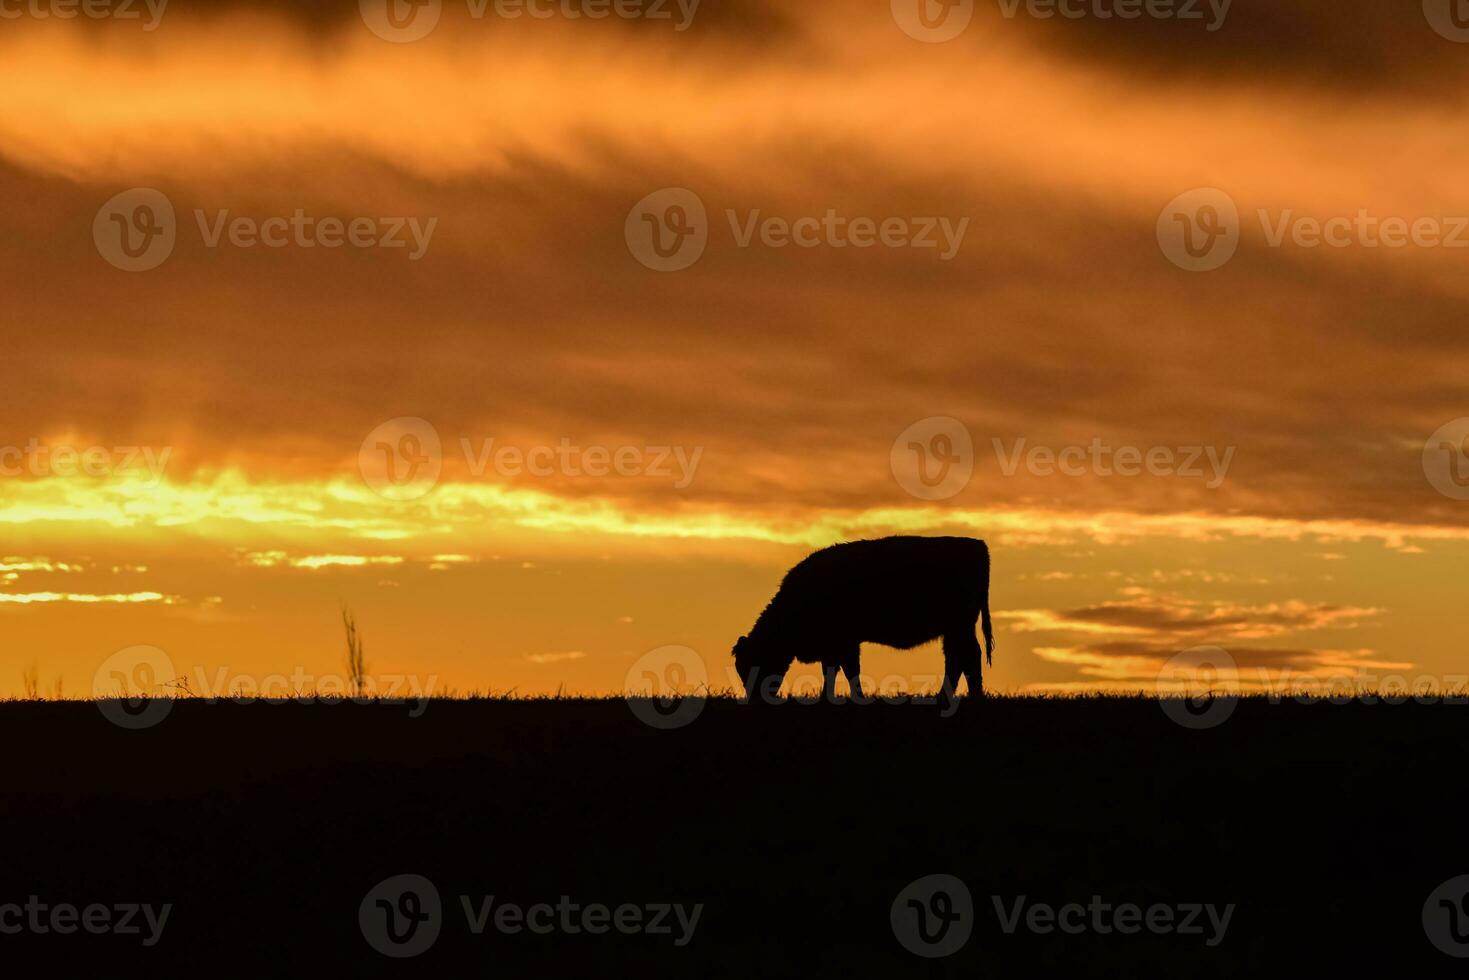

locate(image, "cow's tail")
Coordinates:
979 540 994 666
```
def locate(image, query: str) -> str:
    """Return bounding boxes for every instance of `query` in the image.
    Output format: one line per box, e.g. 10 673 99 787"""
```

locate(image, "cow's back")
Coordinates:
770 536 988 648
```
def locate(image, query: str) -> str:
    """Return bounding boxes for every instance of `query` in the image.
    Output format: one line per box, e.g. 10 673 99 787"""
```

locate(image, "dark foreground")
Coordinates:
3 694 1468 974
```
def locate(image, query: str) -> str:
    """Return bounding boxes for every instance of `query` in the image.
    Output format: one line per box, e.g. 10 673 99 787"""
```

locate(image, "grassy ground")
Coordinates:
2 694 1467 974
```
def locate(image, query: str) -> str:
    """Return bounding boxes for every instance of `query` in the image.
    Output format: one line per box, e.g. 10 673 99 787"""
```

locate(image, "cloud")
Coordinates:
0 591 177 604
242 552 407 569
526 651 587 664
2 11 1466 536
1012 586 1398 689
1032 640 1413 688
978 0 1467 95
1034 593 1380 640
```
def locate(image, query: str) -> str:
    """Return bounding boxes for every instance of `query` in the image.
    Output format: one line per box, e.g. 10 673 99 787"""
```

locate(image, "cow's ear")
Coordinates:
734 634 748 652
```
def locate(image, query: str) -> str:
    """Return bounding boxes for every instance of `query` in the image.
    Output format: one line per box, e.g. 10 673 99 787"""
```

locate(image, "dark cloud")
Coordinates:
1071 639 1324 670
974 0 1467 96
1055 598 1373 638
2 8 1469 535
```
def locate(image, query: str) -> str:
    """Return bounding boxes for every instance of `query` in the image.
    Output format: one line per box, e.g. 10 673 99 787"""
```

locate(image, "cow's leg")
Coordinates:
822 661 839 704
840 649 864 702
959 632 985 699
834 646 863 702
941 630 982 706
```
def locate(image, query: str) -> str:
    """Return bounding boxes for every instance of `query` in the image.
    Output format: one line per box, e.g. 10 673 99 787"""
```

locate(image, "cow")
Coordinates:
732 535 994 705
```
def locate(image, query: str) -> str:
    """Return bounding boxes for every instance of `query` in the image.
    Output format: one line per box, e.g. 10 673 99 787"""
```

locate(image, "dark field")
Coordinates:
3 694 1468 974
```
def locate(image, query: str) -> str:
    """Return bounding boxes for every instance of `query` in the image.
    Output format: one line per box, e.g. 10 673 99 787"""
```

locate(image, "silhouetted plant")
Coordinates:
21 661 38 700
342 606 367 698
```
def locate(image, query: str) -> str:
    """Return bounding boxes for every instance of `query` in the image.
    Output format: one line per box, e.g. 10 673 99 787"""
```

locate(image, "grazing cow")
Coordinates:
732 535 994 704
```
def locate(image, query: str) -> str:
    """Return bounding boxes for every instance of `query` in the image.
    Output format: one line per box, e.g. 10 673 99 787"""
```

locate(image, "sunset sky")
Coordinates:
3 0 1469 699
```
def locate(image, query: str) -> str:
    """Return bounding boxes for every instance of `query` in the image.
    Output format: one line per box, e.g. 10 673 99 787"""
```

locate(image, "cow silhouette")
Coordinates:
732 535 994 704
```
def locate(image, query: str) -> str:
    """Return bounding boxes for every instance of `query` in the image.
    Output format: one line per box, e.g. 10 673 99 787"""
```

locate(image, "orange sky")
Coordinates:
3 0 1469 699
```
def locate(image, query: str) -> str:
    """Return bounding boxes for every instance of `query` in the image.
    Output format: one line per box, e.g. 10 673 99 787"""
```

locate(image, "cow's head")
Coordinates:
732 634 788 704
